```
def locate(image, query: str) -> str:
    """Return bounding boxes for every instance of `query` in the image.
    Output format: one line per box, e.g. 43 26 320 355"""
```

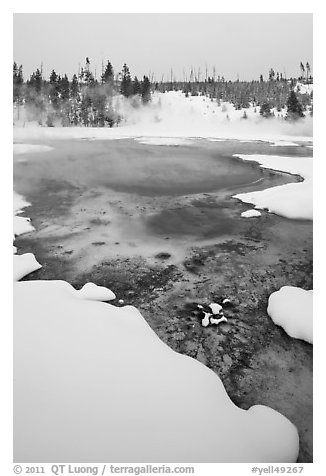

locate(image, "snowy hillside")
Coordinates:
14 90 313 145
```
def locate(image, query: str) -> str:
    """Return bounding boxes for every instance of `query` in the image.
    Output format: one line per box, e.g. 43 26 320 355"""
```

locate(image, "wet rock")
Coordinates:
223 354 233 367
155 252 172 260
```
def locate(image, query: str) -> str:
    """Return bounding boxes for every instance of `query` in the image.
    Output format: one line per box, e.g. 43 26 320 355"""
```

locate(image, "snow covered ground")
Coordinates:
13 142 301 463
267 286 313 344
233 154 313 220
14 275 299 463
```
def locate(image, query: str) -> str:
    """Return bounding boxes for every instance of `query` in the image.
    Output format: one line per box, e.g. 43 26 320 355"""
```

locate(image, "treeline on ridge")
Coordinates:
13 59 313 127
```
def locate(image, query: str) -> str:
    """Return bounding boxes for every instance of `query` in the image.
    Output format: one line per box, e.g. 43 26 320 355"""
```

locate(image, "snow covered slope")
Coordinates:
14 91 313 144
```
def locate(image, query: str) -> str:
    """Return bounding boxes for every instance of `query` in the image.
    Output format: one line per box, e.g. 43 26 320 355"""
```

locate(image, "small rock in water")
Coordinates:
222 298 231 305
118 299 124 305
155 252 171 260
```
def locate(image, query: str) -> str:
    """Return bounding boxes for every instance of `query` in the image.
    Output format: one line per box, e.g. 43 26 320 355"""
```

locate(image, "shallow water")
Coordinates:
14 138 267 197
14 137 311 266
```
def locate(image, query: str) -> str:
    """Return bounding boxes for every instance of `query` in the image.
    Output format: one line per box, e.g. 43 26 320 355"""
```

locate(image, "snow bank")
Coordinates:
14 278 299 462
13 192 34 239
267 286 313 344
13 215 34 237
233 155 313 220
14 91 312 145
77 282 116 302
13 253 42 281
14 191 31 215
13 192 42 280
14 191 42 283
13 143 54 154
241 209 262 218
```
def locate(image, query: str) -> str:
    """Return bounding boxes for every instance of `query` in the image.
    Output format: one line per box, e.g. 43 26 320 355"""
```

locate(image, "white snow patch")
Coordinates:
201 312 211 328
294 82 313 95
13 215 34 237
13 253 42 281
233 154 313 220
267 286 313 344
13 143 54 154
14 278 299 462
241 209 262 218
14 191 31 215
211 316 228 325
13 191 40 281
13 191 35 269
209 302 223 314
77 282 116 302
14 192 34 237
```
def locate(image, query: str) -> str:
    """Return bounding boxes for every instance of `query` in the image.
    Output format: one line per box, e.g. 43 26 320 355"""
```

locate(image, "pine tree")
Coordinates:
269 68 275 81
70 74 79 99
49 69 60 108
80 58 95 87
120 64 132 97
132 76 141 95
286 90 304 120
141 76 151 104
306 62 311 83
300 62 305 81
101 60 114 84
29 68 43 93
260 102 272 118
60 74 70 101
13 62 24 102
